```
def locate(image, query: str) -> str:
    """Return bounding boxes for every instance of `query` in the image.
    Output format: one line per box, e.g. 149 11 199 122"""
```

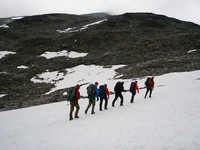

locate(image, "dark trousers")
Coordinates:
69 102 80 119
131 92 136 103
112 92 123 106
145 88 152 98
99 96 108 110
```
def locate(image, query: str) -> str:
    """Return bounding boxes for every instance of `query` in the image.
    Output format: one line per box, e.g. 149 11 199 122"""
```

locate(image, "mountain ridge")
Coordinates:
0 12 200 111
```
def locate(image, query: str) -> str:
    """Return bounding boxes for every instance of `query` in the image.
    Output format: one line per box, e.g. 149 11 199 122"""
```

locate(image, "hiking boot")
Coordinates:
120 104 123 106
75 116 79 118
100 109 102 111
85 110 87 114
112 104 115 107
91 112 95 114
69 117 73 121
105 108 108 110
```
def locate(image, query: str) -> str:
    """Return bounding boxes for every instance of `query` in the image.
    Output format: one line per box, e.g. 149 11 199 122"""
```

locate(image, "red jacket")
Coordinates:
135 84 139 93
105 87 109 99
70 84 80 103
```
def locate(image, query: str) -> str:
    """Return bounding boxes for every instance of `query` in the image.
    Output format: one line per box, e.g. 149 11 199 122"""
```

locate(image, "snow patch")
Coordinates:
0 50 16 59
0 72 7 74
188 49 197 53
0 94 7 98
0 24 9 28
17 65 29 69
40 50 88 59
57 19 107 33
31 64 126 94
11 17 24 20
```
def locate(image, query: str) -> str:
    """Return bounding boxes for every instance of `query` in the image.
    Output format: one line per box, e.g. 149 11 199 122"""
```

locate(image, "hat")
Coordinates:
76 84 80 89
95 82 99 85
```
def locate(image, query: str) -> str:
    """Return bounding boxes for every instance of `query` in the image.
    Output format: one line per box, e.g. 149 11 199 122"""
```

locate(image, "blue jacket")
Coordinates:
94 84 99 97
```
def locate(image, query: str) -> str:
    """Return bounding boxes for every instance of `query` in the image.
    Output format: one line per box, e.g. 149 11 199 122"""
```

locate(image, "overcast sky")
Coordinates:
0 0 200 25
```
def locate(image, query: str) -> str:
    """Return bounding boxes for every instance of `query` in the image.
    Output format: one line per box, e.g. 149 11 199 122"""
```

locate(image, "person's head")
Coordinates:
122 81 124 85
135 81 137 84
104 84 107 87
151 77 154 80
95 82 99 85
76 84 80 90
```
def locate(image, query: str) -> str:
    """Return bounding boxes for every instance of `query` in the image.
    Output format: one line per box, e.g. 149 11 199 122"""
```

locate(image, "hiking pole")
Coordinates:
139 87 146 90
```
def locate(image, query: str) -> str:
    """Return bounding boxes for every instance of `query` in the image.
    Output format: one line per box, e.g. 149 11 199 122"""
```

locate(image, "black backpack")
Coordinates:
99 85 106 97
146 78 151 86
114 82 122 92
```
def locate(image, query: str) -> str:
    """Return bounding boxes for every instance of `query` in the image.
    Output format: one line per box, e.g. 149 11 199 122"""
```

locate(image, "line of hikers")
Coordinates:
68 77 154 121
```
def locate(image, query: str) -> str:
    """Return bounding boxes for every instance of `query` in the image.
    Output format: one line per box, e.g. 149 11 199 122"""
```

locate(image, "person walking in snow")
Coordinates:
144 77 154 98
99 84 109 111
85 82 98 114
112 81 125 107
129 81 139 103
69 84 80 121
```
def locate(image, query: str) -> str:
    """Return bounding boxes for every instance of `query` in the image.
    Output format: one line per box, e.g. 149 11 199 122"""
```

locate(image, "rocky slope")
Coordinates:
0 13 200 111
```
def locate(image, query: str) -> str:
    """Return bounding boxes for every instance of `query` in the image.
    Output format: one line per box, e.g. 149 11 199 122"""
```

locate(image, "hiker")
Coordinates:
129 81 139 103
144 77 154 98
99 84 109 111
85 82 98 114
69 84 80 121
94 82 99 101
112 81 125 107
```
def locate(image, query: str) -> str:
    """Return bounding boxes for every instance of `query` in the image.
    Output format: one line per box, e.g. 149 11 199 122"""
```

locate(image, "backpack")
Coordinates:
66 87 76 101
145 78 151 86
114 82 123 92
87 84 96 97
130 82 136 92
99 85 106 97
